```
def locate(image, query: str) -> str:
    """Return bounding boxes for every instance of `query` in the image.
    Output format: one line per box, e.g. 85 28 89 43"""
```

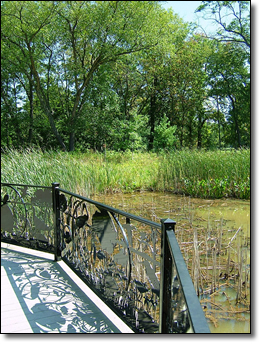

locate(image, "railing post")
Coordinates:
159 218 176 333
52 182 61 261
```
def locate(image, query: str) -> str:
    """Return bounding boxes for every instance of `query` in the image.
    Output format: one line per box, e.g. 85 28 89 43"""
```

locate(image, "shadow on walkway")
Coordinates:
1 248 121 333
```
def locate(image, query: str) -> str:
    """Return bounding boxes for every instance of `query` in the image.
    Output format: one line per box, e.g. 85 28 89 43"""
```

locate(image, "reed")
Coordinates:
1 147 250 199
1 148 250 331
157 149 250 199
193 226 201 296
171 195 250 332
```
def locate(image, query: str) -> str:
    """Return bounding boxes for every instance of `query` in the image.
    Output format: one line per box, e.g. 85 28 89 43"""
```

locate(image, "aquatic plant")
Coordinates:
1 148 250 199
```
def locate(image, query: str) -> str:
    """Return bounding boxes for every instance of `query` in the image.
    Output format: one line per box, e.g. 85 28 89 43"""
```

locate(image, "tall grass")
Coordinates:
1 148 250 199
158 149 250 199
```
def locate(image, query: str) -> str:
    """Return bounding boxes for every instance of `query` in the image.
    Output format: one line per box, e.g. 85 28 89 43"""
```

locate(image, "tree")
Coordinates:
1 1 175 151
195 1 250 148
156 33 214 148
195 1 250 52
206 40 250 147
130 11 191 150
153 114 177 151
1 1 250 151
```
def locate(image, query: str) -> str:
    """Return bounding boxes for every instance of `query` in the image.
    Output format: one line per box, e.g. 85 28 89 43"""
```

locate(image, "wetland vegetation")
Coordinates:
1 148 250 333
1 0 250 333
1 148 250 199
95 192 250 333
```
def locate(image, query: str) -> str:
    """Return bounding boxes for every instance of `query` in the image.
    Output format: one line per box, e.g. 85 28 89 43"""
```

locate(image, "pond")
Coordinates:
94 191 250 333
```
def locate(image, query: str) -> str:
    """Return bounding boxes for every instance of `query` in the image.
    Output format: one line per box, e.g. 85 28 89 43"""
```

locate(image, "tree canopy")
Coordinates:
1 1 250 151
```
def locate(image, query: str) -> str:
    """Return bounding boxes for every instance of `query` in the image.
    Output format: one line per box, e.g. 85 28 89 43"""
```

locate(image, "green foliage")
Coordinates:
153 114 177 151
1 0 175 151
112 114 148 151
157 148 250 199
206 40 250 148
1 148 250 199
1 1 250 152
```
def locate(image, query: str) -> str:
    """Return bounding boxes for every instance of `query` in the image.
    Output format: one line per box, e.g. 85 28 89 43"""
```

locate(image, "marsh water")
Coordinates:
94 191 250 333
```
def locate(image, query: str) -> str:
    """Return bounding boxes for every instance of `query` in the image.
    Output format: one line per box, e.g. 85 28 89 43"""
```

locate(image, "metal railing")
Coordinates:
160 219 210 333
1 182 210 333
1 182 54 253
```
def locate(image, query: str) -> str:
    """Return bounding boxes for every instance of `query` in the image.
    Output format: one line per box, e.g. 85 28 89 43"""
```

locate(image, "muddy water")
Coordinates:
94 191 250 333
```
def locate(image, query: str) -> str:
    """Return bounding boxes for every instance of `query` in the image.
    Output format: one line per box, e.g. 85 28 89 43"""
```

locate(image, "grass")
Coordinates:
158 149 250 199
1 148 250 199
1 147 250 332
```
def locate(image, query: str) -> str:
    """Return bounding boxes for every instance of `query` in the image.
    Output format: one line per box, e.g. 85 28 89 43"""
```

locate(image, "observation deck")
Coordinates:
1 182 210 334
1 243 133 333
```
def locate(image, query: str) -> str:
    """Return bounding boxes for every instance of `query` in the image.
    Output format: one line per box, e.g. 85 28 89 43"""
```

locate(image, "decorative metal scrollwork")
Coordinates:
1 184 54 253
59 192 161 333
1 185 27 236
1 183 209 333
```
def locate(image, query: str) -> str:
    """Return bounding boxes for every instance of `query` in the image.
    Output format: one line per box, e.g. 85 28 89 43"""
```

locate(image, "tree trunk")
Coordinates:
197 113 206 149
148 76 158 150
197 127 202 149
188 118 193 148
29 46 67 151
229 95 241 148
69 132 75 152
28 76 34 144
216 97 221 148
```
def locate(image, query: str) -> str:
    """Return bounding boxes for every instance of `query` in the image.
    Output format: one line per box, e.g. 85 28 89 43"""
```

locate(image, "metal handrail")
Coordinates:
1 182 210 333
1 182 52 189
166 229 210 333
58 187 161 229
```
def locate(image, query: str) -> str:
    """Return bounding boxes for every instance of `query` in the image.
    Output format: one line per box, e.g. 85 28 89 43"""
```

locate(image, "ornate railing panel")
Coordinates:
1 181 210 333
1 183 54 254
56 188 161 333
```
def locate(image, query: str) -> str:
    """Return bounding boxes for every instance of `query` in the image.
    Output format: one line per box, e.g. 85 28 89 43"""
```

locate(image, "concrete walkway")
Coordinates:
1 243 133 334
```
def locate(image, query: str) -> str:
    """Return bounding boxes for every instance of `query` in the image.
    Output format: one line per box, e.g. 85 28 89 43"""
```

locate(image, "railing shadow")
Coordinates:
1 182 210 333
1 248 120 333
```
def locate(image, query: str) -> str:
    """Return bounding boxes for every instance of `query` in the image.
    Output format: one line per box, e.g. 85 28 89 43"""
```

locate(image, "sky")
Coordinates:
161 1 253 36
161 1 220 34
162 1 207 25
